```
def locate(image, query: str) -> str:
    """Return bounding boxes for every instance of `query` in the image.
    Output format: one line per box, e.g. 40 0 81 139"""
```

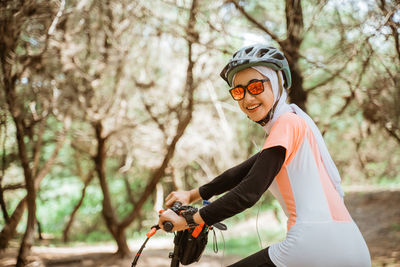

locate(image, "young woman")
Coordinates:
158 44 371 267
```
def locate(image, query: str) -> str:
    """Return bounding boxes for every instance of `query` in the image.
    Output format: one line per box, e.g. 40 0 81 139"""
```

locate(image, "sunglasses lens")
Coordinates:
230 87 244 100
247 81 264 95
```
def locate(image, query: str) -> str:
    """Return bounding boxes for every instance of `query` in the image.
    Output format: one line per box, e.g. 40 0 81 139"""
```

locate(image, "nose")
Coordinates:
242 89 255 103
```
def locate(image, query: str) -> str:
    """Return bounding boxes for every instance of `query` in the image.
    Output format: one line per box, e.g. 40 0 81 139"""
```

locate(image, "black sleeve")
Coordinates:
199 146 286 226
199 152 260 201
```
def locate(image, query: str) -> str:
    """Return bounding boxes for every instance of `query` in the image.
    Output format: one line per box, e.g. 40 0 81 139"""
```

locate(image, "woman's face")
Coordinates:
233 68 274 122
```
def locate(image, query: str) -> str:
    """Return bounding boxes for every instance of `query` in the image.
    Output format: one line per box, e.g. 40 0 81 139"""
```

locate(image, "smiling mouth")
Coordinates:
246 104 261 111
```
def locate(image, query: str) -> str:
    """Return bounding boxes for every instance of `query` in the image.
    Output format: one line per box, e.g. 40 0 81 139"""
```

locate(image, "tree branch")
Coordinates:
104 123 138 140
303 0 328 34
119 0 199 229
3 183 26 191
34 127 67 189
332 44 373 118
384 124 400 144
305 54 354 92
226 0 283 45
140 95 167 137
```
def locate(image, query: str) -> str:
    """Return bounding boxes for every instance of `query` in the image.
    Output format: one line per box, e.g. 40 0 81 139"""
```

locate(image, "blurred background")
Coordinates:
0 0 399 266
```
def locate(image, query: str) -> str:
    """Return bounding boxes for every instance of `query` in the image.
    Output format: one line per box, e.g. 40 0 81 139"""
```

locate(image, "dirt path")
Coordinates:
0 247 239 267
344 187 400 266
1 188 399 267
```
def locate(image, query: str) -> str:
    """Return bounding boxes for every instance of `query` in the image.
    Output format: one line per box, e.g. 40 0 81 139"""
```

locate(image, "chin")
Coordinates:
249 114 266 122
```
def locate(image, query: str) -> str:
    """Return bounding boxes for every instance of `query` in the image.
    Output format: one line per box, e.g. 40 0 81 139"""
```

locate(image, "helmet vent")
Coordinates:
272 53 284 60
245 47 253 54
257 49 269 57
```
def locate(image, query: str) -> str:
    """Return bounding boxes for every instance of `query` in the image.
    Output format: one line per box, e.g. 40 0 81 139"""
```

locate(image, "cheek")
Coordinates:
238 101 246 112
258 90 274 107
267 92 274 106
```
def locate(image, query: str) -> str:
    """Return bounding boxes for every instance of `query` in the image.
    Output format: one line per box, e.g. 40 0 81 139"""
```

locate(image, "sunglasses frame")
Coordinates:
229 78 270 101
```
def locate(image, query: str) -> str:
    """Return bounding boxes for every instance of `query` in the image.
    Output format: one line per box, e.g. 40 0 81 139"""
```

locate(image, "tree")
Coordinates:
52 0 204 257
361 0 400 144
0 0 68 264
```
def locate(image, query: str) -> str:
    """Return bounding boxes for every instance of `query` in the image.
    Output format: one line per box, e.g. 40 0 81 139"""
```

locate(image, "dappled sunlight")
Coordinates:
1 0 399 266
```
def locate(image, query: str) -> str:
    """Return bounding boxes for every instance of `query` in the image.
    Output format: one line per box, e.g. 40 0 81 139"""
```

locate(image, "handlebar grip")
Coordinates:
162 201 182 232
163 221 174 232
170 201 182 214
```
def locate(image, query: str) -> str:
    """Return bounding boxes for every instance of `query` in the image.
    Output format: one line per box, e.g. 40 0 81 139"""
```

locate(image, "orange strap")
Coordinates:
191 223 205 238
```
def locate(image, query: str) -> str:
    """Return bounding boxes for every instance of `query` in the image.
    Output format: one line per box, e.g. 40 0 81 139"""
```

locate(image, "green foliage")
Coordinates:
1 0 399 252
37 176 84 234
219 228 285 256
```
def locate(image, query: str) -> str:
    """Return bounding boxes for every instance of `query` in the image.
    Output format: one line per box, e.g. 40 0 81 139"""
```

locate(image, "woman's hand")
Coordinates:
158 209 188 232
165 191 191 208
165 188 201 208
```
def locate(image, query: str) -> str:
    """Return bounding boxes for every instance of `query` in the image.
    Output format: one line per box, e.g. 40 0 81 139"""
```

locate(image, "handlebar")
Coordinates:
163 221 174 232
162 201 182 232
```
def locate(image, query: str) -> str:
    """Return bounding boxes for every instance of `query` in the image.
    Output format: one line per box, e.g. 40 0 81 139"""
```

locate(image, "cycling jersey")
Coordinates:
264 112 370 267
199 112 371 267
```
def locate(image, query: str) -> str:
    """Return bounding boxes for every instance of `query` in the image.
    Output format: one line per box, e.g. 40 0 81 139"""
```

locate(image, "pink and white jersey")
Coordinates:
263 112 371 267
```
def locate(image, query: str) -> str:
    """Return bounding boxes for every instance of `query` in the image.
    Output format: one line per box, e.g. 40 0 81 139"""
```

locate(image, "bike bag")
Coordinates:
174 223 209 265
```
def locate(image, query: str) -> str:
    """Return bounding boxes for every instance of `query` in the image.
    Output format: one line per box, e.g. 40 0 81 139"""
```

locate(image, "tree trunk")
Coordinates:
12 115 37 267
13 121 36 266
37 220 43 240
0 129 65 250
16 214 35 266
0 197 26 250
93 121 130 257
287 57 306 110
0 186 9 224
3 71 36 264
284 0 306 110
114 229 130 258
0 113 9 223
0 1 64 260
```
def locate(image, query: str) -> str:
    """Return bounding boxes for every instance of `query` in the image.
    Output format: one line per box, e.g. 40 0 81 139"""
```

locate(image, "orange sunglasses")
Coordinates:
229 78 270 101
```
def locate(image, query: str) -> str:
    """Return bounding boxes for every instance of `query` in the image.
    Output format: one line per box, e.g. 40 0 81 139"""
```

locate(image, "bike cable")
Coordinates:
256 196 264 249
219 228 226 267
131 225 160 267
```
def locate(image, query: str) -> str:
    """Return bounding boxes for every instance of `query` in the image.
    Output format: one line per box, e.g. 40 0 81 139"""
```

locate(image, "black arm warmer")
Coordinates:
199 152 260 200
199 146 286 226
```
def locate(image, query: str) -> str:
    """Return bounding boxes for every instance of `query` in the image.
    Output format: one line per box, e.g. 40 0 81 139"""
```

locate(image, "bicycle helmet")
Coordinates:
220 44 292 89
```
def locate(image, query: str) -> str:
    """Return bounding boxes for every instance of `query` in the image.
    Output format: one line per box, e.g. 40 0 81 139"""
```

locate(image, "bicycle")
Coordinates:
132 201 227 267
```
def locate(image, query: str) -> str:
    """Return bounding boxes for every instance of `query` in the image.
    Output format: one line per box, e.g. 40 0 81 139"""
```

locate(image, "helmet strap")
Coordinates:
252 71 284 127
254 110 272 126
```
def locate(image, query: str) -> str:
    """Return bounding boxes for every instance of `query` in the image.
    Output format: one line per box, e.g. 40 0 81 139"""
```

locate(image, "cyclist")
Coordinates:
158 44 371 267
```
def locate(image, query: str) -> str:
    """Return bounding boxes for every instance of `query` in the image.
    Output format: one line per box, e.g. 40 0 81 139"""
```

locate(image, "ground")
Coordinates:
0 187 399 267
344 187 400 267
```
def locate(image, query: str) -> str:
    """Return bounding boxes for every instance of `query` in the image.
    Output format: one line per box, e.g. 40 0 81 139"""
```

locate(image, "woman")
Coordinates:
158 44 371 267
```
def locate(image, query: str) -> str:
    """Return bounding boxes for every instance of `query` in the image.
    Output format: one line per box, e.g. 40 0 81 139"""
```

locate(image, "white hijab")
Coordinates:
251 66 345 198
